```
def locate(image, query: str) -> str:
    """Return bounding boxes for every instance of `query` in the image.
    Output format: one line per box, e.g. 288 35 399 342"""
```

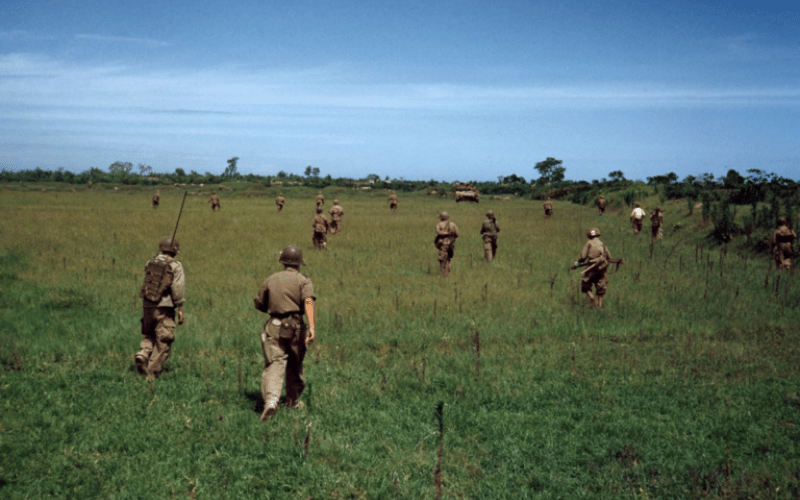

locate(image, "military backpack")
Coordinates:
139 257 174 303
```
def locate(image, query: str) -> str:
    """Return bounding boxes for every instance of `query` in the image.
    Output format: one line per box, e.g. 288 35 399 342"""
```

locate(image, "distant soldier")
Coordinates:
135 236 185 377
649 206 664 240
315 191 325 207
208 192 221 211
434 212 459 277
253 245 316 420
388 191 398 213
480 210 500 262
312 206 329 249
597 196 606 215
543 197 553 218
630 203 645 235
276 193 285 212
573 228 612 308
152 190 160 209
328 200 344 235
770 217 796 270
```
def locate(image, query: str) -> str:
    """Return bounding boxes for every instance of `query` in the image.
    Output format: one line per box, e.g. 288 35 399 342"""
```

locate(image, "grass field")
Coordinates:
1 184 799 499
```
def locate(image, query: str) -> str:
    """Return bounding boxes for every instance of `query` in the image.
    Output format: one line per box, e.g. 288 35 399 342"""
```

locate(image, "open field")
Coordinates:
1 185 799 499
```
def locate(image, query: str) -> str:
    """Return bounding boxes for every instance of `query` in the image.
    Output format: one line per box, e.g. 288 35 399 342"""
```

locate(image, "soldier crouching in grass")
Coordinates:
136 237 185 378
253 245 316 420
572 228 611 308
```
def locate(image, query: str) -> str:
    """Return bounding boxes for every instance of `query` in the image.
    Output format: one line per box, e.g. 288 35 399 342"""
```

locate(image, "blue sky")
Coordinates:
1 0 798 182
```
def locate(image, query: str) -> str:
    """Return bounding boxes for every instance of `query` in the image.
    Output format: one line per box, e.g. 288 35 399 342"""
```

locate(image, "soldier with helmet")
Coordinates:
135 236 185 377
152 190 160 209
434 212 460 277
388 191 398 213
312 206 329 249
276 193 285 212
328 200 344 235
208 192 221 211
597 196 606 215
630 203 645 235
253 245 316 420
480 210 500 262
573 228 612 308
770 217 796 270
543 197 554 218
315 191 325 207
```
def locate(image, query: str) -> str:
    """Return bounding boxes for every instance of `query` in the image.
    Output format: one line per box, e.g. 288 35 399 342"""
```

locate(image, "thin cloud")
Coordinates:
74 34 172 47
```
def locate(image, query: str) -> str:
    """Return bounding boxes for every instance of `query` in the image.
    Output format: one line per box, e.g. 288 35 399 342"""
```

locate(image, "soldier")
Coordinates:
630 203 645 235
597 196 606 215
480 210 500 262
649 206 664 240
208 192 221 211
770 217 796 270
253 245 316 420
152 190 160 209
135 236 185 377
328 200 344 235
388 191 398 213
573 228 612 308
312 206 329 249
315 191 325 207
434 212 459 277
543 197 553 218
276 193 285 212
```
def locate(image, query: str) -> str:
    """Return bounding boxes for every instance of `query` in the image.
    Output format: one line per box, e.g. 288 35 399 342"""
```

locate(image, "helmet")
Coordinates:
486 210 495 218
159 236 180 254
587 228 601 238
334 199 339 205
279 245 305 266
439 212 449 220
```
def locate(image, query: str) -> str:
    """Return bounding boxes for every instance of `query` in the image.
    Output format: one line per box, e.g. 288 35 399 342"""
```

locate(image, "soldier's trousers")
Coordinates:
329 220 341 235
632 219 642 234
312 232 327 249
138 307 176 376
438 243 454 277
261 318 307 408
482 235 497 262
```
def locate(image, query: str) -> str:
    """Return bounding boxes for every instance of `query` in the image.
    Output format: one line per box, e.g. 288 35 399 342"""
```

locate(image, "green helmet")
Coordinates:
279 245 305 266
486 210 495 219
158 236 180 254
439 212 449 220
587 228 601 238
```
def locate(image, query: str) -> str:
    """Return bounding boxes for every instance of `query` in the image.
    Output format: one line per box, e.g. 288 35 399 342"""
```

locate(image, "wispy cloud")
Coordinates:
74 34 172 47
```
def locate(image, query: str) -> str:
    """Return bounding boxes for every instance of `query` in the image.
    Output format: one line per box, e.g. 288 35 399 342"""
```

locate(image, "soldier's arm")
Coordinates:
171 263 186 324
304 297 316 345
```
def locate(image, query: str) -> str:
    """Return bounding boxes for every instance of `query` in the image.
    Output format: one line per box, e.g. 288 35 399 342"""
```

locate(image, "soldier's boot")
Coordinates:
135 354 148 375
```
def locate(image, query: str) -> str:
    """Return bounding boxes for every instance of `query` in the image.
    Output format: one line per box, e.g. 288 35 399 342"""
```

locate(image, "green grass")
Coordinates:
1 187 799 498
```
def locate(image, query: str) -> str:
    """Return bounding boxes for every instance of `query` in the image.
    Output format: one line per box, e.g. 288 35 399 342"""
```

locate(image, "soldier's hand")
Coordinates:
177 309 185 325
306 326 316 345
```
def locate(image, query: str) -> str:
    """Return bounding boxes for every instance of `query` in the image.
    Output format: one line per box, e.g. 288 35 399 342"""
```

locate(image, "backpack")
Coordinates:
139 257 174 302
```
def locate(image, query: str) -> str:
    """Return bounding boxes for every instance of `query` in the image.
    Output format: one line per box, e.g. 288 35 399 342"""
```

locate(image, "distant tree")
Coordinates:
722 169 744 190
312 167 320 177
223 157 239 178
534 157 565 185
108 161 133 174
366 173 380 182
608 170 627 183
502 174 526 184
646 172 678 185
175 168 186 179
277 171 287 179
304 166 313 177
138 163 153 176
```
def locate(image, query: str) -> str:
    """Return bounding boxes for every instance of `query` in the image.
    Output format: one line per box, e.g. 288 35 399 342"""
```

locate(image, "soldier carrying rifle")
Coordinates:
570 227 623 308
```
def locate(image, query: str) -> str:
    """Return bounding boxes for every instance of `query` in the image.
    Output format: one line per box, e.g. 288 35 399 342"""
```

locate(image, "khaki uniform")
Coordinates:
315 193 325 207
388 193 398 213
578 238 611 296
254 267 315 410
480 217 500 262
650 209 664 240
152 191 159 209
312 213 329 249
597 197 606 215
630 207 645 234
771 225 796 270
543 199 553 218
208 193 220 211
434 219 459 277
276 195 285 212
328 203 344 235
136 254 185 376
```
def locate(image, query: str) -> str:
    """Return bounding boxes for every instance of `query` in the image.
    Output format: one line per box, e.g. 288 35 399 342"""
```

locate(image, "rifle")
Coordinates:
169 191 188 253
569 258 624 271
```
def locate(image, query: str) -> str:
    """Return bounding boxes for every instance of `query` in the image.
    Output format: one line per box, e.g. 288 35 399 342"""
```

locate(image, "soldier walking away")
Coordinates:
312 206 329 249
253 245 316 420
630 203 645 235
770 217 796 270
388 191 398 213
480 210 500 262
315 191 325 207
649 206 664 241
572 228 613 308
543 197 553 218
434 212 459 277
135 236 185 378
152 190 160 209
208 192 221 211
597 196 606 215
276 193 285 212
328 200 344 235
